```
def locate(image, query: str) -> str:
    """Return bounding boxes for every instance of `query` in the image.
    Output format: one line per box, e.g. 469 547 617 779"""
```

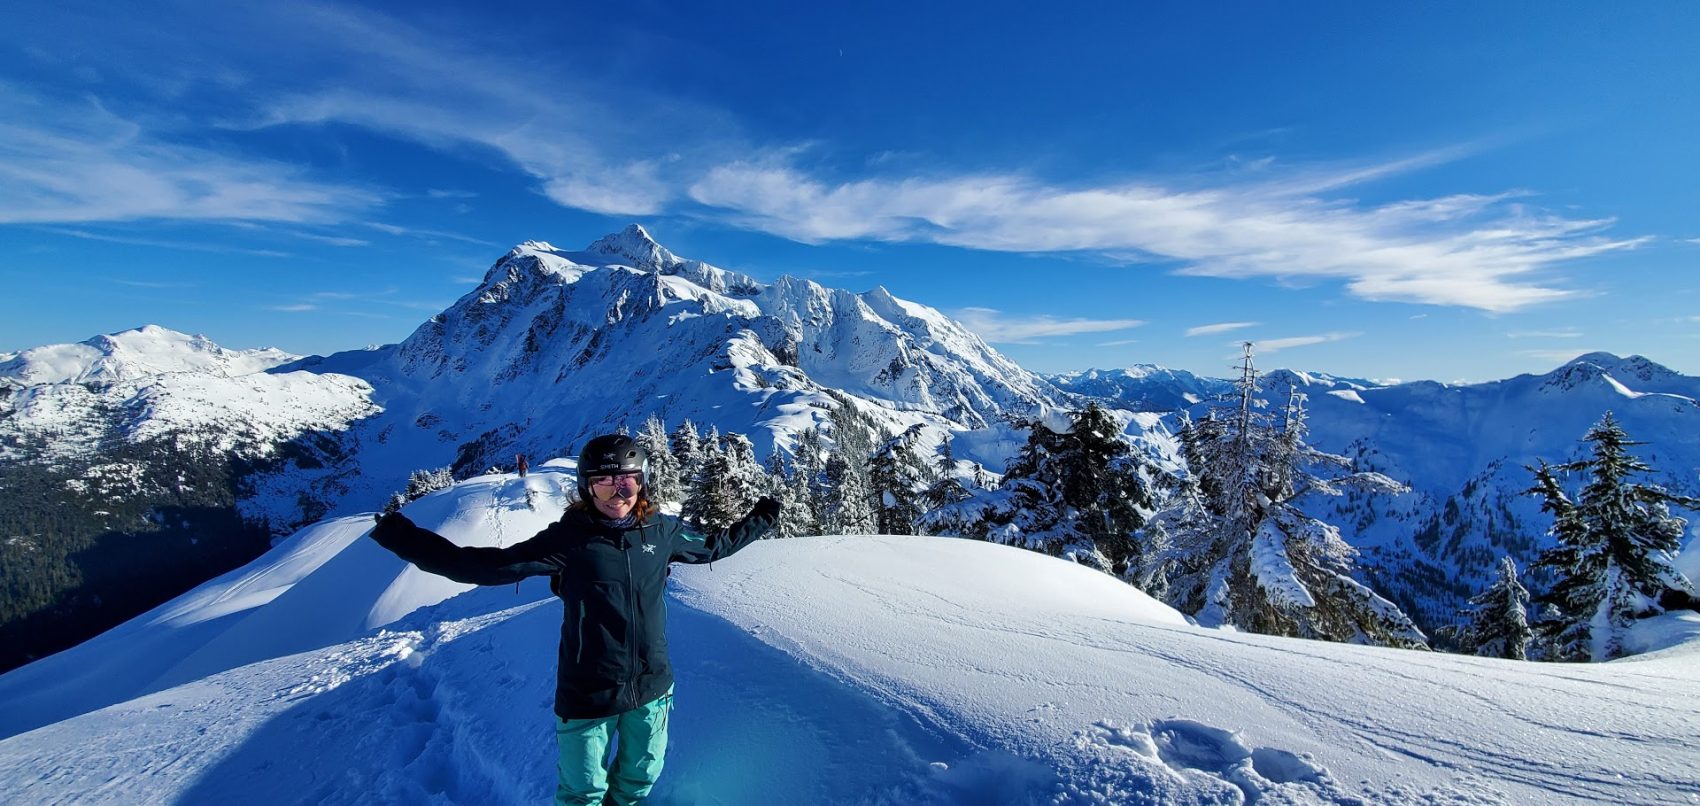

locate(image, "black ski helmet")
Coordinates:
576 434 648 499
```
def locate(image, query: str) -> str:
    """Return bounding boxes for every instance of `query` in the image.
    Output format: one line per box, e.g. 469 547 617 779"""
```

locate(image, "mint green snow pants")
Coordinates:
555 688 674 806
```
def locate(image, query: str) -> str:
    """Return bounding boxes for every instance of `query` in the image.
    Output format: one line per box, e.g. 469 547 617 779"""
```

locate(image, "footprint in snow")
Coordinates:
1087 719 1358 805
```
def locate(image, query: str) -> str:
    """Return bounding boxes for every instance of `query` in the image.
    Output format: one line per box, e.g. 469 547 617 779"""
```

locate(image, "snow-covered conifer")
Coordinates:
403 467 455 501
1530 413 1699 661
636 415 681 503
763 443 817 539
721 432 766 508
792 427 831 531
682 431 759 532
922 435 973 513
1151 345 1426 649
669 420 703 486
822 453 875 535
869 425 930 535
700 425 723 466
1466 556 1532 660
919 404 1151 574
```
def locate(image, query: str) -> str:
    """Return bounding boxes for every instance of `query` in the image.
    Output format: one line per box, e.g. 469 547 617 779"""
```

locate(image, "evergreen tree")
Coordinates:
1530 413 1699 661
792 427 831 533
721 432 767 510
700 425 723 466
822 453 875 534
923 435 973 512
1149 345 1426 648
1133 520 1174 596
682 431 759 532
1054 403 1150 574
869 425 931 535
1466 556 1533 660
636 415 682 504
764 443 817 539
669 420 703 487
918 405 1151 574
402 467 455 501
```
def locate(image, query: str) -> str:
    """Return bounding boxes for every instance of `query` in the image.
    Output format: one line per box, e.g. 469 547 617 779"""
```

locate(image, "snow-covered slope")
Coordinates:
1 473 1695 804
247 225 1065 529
1053 354 1700 632
0 325 296 388
0 325 376 463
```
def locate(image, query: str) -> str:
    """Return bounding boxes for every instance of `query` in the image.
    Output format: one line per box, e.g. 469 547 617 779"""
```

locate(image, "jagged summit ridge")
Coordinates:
390 227 1061 432
227 226 1069 529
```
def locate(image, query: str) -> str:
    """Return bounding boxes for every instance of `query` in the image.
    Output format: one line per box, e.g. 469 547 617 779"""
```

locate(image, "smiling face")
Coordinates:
587 471 643 520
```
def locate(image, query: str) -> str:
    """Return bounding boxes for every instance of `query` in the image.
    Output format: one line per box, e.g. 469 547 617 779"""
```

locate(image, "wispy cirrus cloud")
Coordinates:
0 88 382 226
1187 321 1259 337
951 307 1144 344
1249 332 1362 354
364 222 501 247
689 161 1643 313
1507 328 1583 339
7 3 1641 315
39 227 292 257
287 232 370 247
114 278 197 289
268 303 317 312
222 3 740 217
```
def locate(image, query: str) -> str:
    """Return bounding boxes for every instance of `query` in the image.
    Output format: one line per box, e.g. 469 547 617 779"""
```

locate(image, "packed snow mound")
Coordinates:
1 467 1697 804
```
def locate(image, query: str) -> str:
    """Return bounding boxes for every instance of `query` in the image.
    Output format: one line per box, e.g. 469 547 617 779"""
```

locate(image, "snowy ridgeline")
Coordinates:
1 469 1697 805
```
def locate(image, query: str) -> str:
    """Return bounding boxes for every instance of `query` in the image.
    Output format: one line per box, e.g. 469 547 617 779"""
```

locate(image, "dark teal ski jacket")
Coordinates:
371 502 775 719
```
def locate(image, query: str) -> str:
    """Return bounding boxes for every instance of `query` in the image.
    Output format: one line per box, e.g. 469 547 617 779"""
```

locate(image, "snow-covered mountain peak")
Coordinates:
0 325 298 388
1562 352 1685 388
1533 353 1689 398
585 223 676 270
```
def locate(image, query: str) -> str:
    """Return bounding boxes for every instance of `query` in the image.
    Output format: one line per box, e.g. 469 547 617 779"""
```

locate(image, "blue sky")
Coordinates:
2 1 1696 383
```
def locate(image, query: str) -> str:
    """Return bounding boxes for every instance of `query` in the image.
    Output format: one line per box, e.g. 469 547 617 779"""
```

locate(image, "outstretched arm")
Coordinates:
670 498 781 564
371 511 564 585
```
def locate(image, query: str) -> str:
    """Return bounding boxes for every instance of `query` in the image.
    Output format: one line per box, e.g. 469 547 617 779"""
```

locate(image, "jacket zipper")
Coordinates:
575 601 586 665
624 529 638 712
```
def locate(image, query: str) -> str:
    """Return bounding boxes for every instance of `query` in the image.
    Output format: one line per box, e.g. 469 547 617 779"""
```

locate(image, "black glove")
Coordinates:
370 510 412 550
751 496 781 521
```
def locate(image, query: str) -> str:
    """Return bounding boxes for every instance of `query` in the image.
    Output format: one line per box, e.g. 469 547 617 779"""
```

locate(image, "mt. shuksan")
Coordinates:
248 225 1064 528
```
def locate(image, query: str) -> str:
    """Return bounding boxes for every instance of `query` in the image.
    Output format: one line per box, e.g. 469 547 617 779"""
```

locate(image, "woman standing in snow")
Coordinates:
371 434 778 805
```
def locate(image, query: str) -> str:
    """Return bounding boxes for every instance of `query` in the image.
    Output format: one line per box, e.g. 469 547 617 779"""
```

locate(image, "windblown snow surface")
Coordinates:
1 466 1697 805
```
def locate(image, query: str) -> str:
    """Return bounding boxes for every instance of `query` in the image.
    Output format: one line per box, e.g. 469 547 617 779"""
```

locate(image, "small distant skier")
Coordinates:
517 453 529 478
371 434 778 805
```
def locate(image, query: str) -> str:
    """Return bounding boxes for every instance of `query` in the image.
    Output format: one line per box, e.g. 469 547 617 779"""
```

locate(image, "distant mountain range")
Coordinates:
5 225 1697 641
1048 355 1700 631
